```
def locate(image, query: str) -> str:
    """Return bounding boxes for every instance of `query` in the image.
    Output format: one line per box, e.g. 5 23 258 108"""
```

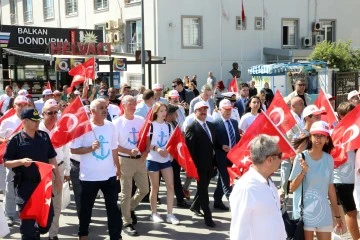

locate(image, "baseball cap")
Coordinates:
152 83 163 91
21 108 41 121
302 105 326 118
43 99 58 110
219 99 233 110
310 120 330 136
18 89 28 96
14 95 28 105
347 90 359 100
222 92 237 102
168 90 180 98
194 101 208 111
53 90 61 95
42 89 53 96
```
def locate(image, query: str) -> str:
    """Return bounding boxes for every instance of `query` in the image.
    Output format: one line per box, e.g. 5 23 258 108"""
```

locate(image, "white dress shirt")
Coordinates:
230 167 286 240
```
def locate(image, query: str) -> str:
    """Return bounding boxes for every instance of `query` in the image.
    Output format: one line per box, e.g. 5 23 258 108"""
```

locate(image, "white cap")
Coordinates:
303 104 326 118
219 99 232 110
194 101 208 111
310 120 330 136
152 83 163 90
348 90 359 100
14 95 28 105
53 90 61 95
74 90 81 95
43 99 58 111
221 92 237 98
42 89 53 96
168 90 180 98
18 89 28 96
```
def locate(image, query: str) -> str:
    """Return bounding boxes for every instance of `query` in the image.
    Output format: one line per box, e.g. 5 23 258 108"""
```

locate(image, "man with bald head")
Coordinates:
287 79 310 107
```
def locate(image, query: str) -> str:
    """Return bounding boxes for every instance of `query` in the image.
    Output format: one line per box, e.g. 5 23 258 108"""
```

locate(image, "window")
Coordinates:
182 16 202 48
127 20 142 53
23 0 33 23
95 24 106 44
124 0 141 4
43 0 54 20
65 0 78 16
94 0 108 10
320 20 336 42
128 74 142 89
10 0 17 24
282 19 299 48
254 17 265 30
236 16 246 30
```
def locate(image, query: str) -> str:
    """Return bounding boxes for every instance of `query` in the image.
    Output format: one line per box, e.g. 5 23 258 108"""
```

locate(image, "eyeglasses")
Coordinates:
297 84 306 86
60 104 67 108
45 111 58 116
267 152 282 159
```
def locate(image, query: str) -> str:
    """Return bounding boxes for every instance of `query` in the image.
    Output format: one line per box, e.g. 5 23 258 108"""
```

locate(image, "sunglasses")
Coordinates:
267 152 282 159
297 84 305 86
60 104 67 108
45 111 58 116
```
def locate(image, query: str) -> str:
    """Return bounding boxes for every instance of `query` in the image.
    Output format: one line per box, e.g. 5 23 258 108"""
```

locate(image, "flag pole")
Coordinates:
261 0 264 64
78 96 98 141
220 0 223 80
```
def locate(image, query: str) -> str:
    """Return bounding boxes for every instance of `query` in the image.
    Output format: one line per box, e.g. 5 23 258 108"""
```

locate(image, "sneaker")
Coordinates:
166 214 180 225
150 213 164 223
7 217 14 227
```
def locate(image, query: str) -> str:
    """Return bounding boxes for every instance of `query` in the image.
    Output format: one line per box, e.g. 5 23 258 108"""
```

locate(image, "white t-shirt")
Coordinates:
0 95 11 114
147 121 171 163
70 121 117 181
238 112 258 132
34 98 45 114
113 115 144 156
108 104 120 121
0 114 21 139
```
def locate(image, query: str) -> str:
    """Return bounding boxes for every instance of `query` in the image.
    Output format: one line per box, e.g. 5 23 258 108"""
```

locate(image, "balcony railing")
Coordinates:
127 42 141 54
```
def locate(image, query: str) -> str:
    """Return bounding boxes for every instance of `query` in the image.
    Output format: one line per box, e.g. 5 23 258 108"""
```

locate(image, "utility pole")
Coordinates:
141 0 146 86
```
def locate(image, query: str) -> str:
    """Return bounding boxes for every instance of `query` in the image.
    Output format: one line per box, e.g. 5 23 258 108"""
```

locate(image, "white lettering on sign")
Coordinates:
17 28 48 35
18 37 68 45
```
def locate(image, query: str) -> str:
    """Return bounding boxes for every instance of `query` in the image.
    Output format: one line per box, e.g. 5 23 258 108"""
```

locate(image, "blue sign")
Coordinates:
113 72 120 89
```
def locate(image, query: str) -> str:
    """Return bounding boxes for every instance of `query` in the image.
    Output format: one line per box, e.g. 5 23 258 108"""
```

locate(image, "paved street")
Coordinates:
1 175 231 240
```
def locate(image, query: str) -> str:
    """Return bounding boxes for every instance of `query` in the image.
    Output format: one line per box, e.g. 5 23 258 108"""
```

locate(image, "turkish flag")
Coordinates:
227 111 296 172
50 97 92 148
241 0 246 22
228 76 238 92
45 81 51 90
0 108 15 125
19 162 54 228
330 146 348 168
0 123 22 164
166 126 199 181
67 75 85 94
137 109 153 152
331 104 360 167
68 58 95 79
227 166 242 186
266 90 297 134
313 88 338 127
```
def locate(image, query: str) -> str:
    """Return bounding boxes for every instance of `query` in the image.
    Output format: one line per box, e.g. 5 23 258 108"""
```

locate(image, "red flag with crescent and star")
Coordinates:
0 123 23 164
67 58 95 93
313 88 338 128
19 162 54 227
137 108 153 153
265 90 296 134
0 108 16 126
166 126 199 181
228 76 238 93
50 96 92 148
227 111 296 174
331 103 360 167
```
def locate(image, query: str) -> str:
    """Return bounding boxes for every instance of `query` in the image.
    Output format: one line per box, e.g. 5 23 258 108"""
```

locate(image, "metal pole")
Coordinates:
141 0 146 87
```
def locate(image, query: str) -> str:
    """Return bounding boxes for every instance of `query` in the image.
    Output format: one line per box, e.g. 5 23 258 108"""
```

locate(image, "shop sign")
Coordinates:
50 42 111 56
55 58 70 72
113 58 127 71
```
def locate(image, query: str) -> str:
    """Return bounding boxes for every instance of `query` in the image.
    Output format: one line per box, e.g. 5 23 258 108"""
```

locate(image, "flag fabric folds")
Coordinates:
0 123 22 164
50 97 92 148
67 58 95 93
228 77 238 93
313 88 338 127
0 108 15 126
137 109 153 153
19 162 54 228
166 126 199 181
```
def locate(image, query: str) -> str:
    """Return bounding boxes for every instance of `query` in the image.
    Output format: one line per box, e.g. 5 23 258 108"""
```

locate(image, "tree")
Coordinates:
308 40 360 72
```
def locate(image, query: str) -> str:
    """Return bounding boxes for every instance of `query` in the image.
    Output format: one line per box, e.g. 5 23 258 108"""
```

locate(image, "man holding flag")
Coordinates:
3 108 62 239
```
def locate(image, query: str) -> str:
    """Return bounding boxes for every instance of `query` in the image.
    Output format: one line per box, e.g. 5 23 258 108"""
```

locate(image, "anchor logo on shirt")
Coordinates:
157 131 168 148
127 127 138 145
92 135 110 160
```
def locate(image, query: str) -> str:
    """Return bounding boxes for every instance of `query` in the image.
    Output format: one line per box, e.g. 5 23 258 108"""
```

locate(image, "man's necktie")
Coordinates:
203 123 212 142
226 120 236 147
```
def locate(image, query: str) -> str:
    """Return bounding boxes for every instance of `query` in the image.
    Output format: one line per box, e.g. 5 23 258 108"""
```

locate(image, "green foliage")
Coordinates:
308 40 360 72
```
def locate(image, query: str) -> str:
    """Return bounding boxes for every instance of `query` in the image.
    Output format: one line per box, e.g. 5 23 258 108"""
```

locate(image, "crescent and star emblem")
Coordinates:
269 107 285 127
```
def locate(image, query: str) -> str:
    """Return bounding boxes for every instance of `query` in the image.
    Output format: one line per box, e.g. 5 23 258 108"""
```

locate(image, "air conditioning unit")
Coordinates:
302 37 312 47
112 19 120 29
105 32 113 43
105 20 112 30
113 31 121 42
315 34 324 44
313 22 322 31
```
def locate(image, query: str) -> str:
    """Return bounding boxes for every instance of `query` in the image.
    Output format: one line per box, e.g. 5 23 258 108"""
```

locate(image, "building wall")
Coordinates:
2 0 360 89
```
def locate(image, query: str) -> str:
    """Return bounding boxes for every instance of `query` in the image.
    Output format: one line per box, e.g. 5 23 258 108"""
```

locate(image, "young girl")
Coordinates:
238 95 262 134
289 121 343 240
146 102 179 224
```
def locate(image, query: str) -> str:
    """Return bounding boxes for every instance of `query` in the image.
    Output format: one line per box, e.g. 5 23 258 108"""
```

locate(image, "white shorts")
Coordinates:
304 225 333 232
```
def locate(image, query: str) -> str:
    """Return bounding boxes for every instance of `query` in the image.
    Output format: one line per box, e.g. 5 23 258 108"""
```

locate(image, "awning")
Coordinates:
3 48 53 61
248 63 302 75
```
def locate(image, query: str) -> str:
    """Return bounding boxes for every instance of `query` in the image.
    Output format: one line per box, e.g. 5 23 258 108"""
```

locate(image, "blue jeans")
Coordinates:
78 176 122 239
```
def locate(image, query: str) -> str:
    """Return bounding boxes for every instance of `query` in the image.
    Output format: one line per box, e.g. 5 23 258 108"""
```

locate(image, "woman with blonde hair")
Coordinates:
146 102 179 224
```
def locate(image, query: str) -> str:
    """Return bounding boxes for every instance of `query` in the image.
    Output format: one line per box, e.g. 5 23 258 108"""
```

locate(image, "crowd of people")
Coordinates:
0 69 360 240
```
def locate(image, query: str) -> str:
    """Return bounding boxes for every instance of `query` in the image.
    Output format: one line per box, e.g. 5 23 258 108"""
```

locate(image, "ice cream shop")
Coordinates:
0 25 105 95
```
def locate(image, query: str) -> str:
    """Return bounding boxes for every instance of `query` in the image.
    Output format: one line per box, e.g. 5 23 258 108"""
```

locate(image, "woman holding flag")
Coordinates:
146 102 179 225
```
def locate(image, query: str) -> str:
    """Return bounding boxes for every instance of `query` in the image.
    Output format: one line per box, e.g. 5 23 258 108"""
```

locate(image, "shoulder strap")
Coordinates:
300 152 305 217
167 123 171 136
149 123 153 141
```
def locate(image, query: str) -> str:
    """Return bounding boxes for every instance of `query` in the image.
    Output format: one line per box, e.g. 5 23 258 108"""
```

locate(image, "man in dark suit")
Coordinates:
213 99 241 210
185 101 216 227
234 83 249 117
172 78 195 116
